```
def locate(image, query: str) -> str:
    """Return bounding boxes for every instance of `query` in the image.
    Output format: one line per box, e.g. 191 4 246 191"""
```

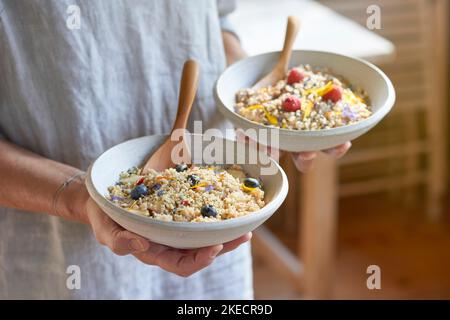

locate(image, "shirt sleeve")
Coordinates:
0 0 5 16
216 0 239 40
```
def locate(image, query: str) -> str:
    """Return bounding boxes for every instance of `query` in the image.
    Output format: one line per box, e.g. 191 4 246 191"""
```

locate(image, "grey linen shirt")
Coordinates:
0 0 252 299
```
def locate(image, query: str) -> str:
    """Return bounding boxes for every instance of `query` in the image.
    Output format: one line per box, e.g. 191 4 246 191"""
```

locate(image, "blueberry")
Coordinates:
187 174 200 186
152 183 162 191
130 184 149 200
127 166 138 174
243 178 261 189
175 163 188 172
201 204 217 218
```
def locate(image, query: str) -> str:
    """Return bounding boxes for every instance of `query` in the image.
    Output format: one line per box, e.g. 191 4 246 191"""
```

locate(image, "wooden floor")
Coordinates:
253 192 450 299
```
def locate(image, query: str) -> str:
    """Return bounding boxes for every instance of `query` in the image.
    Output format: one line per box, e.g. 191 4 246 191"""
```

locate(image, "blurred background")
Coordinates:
229 0 449 299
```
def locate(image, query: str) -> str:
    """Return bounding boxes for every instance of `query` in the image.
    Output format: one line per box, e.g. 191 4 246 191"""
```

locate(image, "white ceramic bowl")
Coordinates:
215 50 396 152
86 134 288 249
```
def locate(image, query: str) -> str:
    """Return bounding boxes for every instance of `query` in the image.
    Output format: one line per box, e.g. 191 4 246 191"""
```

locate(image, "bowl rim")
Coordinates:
86 134 289 231
214 49 396 137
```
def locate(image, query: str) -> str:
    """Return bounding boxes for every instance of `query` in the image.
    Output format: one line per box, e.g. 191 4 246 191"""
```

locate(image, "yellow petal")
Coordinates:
191 182 208 189
315 81 334 96
302 81 333 97
343 91 366 105
129 200 138 209
246 104 265 110
241 184 256 193
156 176 174 181
302 100 314 120
127 209 150 216
356 95 366 104
246 104 278 125
264 110 279 125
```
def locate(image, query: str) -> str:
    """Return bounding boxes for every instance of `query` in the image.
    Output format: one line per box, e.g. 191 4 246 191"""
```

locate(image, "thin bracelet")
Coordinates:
52 171 86 216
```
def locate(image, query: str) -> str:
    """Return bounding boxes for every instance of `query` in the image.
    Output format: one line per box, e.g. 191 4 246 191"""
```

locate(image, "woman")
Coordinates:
0 0 350 299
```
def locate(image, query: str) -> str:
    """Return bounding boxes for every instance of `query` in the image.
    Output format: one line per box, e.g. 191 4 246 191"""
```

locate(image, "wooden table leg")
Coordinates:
422 0 448 220
300 153 338 299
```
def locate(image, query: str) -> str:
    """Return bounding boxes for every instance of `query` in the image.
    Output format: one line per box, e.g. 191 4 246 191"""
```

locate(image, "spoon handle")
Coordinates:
171 59 199 132
277 16 300 73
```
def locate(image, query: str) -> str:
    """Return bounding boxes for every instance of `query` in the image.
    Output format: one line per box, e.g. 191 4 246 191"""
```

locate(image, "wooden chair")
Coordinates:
264 0 448 298
318 0 448 218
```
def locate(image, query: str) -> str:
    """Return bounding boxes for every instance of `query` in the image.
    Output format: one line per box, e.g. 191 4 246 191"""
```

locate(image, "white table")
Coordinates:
229 0 395 299
230 0 394 61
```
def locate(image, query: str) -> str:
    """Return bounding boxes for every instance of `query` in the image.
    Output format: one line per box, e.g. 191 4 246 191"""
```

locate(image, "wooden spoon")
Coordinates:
141 59 199 174
252 16 300 89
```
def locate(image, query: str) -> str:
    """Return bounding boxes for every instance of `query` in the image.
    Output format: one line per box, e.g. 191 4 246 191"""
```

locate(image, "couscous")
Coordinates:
235 64 372 130
107 164 265 222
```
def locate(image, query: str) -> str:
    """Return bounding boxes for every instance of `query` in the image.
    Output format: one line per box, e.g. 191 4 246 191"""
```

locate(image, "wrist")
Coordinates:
56 173 91 224
222 31 247 66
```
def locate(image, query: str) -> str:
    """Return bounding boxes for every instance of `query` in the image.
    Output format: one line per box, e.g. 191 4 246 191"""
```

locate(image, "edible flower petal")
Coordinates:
190 182 208 189
302 100 314 120
264 109 279 125
303 81 334 97
246 104 265 110
246 104 278 125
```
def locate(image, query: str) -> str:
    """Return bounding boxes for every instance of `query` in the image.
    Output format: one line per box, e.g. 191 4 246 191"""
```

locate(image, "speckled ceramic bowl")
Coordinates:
215 50 396 152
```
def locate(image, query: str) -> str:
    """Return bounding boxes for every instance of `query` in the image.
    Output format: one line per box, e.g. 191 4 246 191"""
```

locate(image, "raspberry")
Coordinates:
282 96 301 112
287 69 305 84
322 86 342 103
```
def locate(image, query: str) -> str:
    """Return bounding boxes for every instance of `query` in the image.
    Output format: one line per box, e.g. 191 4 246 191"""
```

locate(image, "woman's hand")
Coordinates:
79 196 251 277
235 129 352 173
291 141 352 172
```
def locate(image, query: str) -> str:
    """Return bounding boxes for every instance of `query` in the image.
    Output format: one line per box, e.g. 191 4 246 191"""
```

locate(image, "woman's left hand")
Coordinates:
291 141 352 172
235 129 352 173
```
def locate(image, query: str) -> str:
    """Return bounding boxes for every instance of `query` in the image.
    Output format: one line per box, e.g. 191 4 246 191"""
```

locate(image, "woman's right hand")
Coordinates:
79 194 251 277
0 139 251 277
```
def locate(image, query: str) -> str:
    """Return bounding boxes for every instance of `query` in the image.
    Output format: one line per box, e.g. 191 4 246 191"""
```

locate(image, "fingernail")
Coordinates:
335 142 351 158
130 239 147 252
298 152 316 161
327 149 339 157
210 245 223 259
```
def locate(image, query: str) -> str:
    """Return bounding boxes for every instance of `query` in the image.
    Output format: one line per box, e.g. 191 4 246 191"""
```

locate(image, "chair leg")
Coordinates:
424 106 446 220
420 0 447 220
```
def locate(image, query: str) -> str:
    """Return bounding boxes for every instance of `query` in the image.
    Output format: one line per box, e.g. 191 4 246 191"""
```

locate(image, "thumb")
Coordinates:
86 199 150 255
108 229 150 255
